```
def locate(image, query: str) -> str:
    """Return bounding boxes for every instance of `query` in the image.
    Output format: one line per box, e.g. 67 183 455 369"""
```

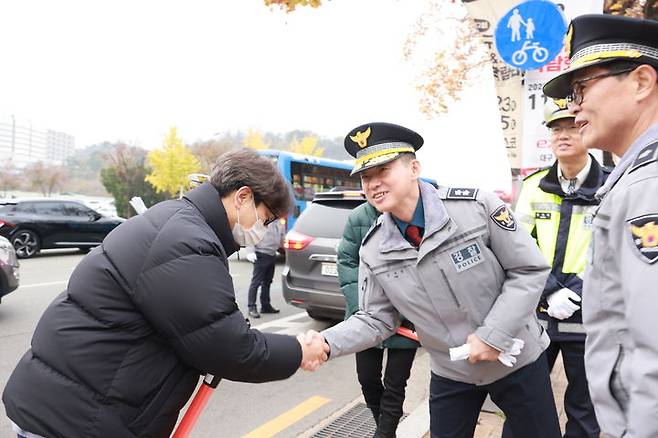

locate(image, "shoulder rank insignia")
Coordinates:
629 141 658 174
361 215 383 246
446 188 479 200
628 214 658 264
490 205 517 231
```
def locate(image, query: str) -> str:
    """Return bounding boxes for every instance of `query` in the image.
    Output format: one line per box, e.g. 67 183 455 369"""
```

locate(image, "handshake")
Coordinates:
296 330 330 371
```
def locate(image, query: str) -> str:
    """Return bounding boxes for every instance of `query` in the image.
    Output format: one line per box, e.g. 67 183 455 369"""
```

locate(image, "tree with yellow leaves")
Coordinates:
264 0 321 12
242 129 271 150
288 135 324 156
146 127 200 197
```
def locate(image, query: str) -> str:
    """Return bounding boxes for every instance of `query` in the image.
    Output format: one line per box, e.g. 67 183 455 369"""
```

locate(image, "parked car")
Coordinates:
0 199 125 259
0 235 19 303
282 190 367 321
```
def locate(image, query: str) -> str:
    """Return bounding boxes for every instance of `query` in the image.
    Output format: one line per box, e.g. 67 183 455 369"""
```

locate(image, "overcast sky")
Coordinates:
0 0 511 191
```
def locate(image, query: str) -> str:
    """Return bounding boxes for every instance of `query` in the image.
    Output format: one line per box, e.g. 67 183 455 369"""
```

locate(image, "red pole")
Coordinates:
172 375 221 438
396 326 419 342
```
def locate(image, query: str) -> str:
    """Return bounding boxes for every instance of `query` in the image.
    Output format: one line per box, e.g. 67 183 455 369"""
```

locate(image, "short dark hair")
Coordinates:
397 152 417 164
605 60 657 77
210 148 292 217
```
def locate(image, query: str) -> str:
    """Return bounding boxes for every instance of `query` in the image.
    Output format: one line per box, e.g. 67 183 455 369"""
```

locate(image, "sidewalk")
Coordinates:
409 354 568 438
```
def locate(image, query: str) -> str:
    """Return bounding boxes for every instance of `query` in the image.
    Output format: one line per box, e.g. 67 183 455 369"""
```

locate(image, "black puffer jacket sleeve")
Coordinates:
122 207 302 383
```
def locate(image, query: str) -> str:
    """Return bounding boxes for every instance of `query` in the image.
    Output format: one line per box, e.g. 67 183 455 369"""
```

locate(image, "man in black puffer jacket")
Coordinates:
3 148 328 438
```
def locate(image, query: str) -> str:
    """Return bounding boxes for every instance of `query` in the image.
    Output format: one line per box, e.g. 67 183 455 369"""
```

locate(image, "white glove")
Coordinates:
449 338 525 368
246 253 257 263
546 287 581 320
498 338 525 367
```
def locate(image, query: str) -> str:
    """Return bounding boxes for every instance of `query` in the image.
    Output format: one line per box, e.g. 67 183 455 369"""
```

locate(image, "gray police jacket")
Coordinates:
583 124 658 438
322 181 550 385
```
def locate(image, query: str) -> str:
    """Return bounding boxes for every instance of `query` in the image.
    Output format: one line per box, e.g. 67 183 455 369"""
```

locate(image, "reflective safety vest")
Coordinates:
515 156 610 341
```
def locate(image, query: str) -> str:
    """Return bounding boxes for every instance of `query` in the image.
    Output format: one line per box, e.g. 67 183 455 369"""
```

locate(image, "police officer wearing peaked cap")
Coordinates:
543 14 658 438
313 122 561 437
516 99 608 438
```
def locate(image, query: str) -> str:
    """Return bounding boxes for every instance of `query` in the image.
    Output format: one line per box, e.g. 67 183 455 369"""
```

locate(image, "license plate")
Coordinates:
321 262 338 277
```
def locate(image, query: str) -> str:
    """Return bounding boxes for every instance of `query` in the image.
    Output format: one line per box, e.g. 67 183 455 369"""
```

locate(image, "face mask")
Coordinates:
232 199 268 246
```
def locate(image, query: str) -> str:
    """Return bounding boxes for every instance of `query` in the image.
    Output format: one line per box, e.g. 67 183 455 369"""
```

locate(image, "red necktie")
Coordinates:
405 225 422 247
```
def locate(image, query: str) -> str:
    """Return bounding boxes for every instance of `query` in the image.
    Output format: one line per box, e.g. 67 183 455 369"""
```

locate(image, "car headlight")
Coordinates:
0 241 17 265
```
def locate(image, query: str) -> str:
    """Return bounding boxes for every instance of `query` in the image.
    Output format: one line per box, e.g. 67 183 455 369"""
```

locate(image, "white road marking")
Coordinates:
18 280 68 289
252 312 310 330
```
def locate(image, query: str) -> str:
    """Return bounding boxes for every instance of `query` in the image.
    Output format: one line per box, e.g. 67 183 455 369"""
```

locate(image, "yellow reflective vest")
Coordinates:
515 156 610 341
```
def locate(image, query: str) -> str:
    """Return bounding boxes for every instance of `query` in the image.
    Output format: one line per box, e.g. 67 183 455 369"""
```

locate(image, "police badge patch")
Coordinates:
490 205 517 231
628 214 658 264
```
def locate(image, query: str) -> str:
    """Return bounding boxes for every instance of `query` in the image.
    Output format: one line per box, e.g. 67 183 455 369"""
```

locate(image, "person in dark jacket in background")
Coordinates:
245 219 285 318
337 201 419 438
2 148 328 438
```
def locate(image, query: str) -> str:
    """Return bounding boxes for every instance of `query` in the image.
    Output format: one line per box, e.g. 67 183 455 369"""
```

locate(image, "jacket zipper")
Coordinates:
440 269 461 308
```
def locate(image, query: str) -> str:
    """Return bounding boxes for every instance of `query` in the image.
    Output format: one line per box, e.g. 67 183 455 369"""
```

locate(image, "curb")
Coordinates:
396 397 429 438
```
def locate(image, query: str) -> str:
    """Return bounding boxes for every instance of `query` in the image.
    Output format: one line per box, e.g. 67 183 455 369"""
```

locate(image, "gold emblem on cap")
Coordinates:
553 98 568 110
563 23 573 58
350 126 371 148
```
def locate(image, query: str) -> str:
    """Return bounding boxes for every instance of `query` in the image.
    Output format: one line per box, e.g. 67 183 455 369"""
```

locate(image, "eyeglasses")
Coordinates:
566 67 637 107
549 125 580 135
259 198 279 226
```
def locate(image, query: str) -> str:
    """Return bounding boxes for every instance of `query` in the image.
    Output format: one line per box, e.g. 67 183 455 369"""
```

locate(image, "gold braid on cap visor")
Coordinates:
354 142 415 166
570 42 658 67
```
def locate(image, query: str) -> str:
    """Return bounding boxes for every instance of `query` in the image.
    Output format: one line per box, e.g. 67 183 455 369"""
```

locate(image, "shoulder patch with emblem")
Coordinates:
361 216 383 246
628 214 658 264
629 141 658 174
490 205 517 231
446 188 479 200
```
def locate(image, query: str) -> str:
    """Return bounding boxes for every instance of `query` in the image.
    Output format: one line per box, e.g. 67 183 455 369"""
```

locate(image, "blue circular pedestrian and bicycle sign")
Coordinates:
494 0 567 71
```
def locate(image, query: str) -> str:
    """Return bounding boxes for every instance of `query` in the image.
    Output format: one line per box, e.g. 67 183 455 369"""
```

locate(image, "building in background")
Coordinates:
0 116 75 167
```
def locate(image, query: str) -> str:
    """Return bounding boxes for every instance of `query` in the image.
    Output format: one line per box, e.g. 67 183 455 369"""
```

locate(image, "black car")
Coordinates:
282 190 366 321
0 199 124 258
0 235 19 302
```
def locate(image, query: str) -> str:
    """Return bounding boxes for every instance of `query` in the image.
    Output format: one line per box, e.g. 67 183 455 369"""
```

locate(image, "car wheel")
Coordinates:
306 309 332 321
11 230 41 259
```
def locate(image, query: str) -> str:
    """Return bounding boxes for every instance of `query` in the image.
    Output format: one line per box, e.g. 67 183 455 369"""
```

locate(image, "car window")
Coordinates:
16 202 37 214
294 201 364 238
0 204 16 213
33 202 64 216
62 202 94 217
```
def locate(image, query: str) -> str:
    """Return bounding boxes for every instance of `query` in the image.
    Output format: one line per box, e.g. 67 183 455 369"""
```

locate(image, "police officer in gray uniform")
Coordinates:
543 14 658 438
310 122 560 438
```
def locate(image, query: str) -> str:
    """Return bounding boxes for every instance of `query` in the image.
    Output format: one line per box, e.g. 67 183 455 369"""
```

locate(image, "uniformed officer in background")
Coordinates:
306 122 561 438
515 99 607 438
543 14 658 438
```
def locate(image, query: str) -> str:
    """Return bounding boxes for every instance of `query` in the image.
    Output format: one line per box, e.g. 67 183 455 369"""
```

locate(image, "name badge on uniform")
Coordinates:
535 212 551 220
450 243 484 272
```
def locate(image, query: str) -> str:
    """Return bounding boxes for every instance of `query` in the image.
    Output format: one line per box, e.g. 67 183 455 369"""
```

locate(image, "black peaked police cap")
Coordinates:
543 14 658 98
344 122 423 175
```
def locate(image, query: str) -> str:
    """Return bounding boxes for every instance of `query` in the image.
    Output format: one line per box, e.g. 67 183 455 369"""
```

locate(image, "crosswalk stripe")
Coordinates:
251 312 309 330
18 280 68 289
241 396 331 438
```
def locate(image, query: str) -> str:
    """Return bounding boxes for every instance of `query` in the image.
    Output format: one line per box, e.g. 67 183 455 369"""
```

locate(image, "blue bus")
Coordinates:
258 149 361 230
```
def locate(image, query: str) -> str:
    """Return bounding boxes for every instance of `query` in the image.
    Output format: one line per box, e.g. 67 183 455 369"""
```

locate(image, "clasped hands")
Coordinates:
296 330 330 371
